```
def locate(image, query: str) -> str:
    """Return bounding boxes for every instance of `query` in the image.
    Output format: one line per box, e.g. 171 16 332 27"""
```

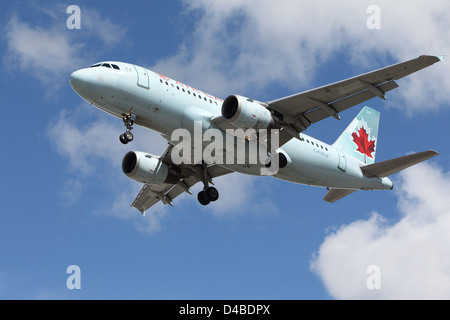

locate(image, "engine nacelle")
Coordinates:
122 151 177 185
222 95 273 130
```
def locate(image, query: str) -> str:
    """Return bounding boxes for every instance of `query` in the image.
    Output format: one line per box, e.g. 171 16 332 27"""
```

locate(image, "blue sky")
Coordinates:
1 0 450 299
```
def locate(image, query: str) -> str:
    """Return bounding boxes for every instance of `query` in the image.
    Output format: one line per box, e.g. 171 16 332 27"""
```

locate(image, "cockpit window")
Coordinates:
90 63 120 70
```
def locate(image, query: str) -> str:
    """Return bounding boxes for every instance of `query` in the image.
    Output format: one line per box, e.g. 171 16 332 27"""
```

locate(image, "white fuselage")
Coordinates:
69 61 393 191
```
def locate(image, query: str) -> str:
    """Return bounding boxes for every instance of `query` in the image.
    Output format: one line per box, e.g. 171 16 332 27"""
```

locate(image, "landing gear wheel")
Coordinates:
119 134 128 144
124 131 134 142
197 191 210 206
205 186 219 202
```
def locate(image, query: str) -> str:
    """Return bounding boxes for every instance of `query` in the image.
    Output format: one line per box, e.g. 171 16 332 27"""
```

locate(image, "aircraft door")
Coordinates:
134 65 149 89
337 151 347 172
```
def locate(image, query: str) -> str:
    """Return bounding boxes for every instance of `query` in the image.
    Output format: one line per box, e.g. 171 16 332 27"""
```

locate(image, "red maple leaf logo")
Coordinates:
352 126 375 162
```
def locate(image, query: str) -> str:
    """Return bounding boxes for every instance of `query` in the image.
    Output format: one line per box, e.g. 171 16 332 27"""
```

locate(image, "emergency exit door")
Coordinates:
134 65 149 89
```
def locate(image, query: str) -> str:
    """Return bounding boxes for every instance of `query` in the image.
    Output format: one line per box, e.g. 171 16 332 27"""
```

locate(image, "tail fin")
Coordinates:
333 106 380 165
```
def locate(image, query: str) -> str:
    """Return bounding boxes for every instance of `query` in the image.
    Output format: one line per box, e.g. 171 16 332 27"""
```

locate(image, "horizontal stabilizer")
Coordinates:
360 150 439 178
323 188 356 203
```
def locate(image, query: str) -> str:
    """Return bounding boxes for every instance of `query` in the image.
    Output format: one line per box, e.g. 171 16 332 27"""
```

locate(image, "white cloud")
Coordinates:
4 14 85 86
81 8 128 47
3 7 127 89
48 105 169 175
153 0 450 112
205 174 279 218
99 187 171 235
47 108 173 234
310 162 450 299
48 110 124 175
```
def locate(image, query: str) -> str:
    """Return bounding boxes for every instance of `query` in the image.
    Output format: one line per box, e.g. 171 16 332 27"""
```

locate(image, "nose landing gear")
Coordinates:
120 110 136 145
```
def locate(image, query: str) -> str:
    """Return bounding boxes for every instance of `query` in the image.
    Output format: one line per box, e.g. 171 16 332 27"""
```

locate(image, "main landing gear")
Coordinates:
119 110 136 145
196 162 219 206
197 186 219 206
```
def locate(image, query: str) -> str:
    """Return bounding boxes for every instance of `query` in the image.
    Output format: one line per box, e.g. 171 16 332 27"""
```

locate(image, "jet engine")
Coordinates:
122 151 178 185
222 95 273 130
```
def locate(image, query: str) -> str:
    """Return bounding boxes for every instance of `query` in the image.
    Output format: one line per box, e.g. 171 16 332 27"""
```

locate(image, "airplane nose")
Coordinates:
69 69 90 92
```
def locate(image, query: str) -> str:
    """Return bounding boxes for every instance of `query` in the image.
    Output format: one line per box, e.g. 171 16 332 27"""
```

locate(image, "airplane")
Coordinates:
69 55 443 215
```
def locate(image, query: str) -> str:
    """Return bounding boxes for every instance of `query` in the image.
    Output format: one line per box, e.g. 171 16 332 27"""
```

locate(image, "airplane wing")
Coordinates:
131 146 233 215
268 55 442 145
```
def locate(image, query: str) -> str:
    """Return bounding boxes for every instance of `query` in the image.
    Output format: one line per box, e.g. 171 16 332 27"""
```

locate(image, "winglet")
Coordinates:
438 55 447 65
